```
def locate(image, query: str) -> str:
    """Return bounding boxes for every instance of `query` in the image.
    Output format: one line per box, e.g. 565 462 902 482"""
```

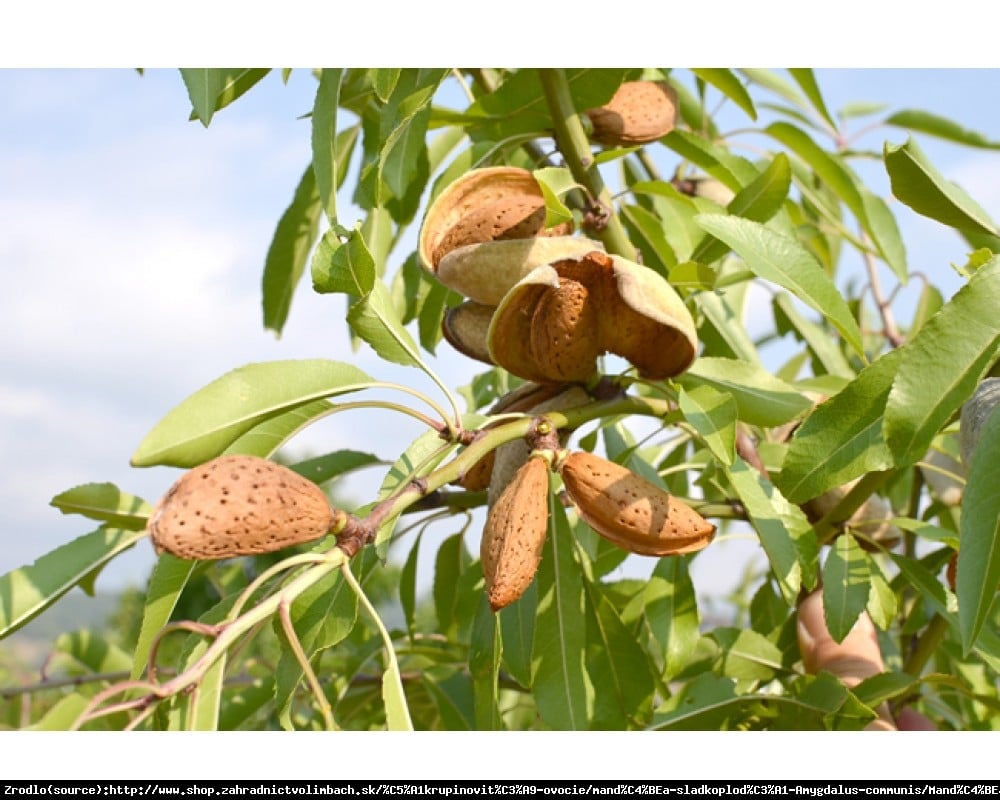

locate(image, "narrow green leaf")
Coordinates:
583 579 655 728
866 560 898 631
691 68 756 120
691 152 792 264
218 677 274 731
885 257 1000 466
289 449 382 484
131 360 373 468
620 203 677 273
644 555 700 680
498 579 537 687
179 69 269 127
772 293 854 379
821 534 872 643
533 167 576 228
422 668 475 730
777 349 901 503
1 527 145 638
649 673 740 730
532 490 592 730
958 400 1000 651
788 69 836 131
678 384 737 465
695 286 761 364
131 554 198 679
884 137 998 235
839 101 889 120
28 693 91 731
383 655 413 731
852 671 917 709
433 532 472 637
379 104 432 204
680 356 812 427
50 483 151 531
712 627 784 684
725 459 817 604
663 129 759 190
400 531 422 635
371 68 401 102
348 280 423 368
469 594 502 730
262 164 322 335
53 630 133 674
311 224 377 296
694 215 864 356
859 188 908 283
223 399 337 459
311 69 345 224
886 109 1000 150
739 69 808 113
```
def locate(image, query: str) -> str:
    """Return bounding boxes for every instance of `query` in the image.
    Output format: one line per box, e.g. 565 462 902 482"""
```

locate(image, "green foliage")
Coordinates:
4 67 1000 731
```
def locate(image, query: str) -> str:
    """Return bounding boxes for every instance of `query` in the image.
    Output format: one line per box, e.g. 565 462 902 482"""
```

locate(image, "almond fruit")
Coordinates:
148 455 342 560
559 451 715 556
481 455 550 611
419 167 572 274
442 300 496 365
585 81 678 146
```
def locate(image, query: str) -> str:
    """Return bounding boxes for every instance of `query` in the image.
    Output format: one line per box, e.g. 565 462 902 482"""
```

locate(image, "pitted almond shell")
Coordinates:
488 251 698 384
585 81 678 146
148 455 340 560
559 451 715 556
419 167 572 274
481 455 550 611
442 301 496 365
486 386 590 507
437 236 605 306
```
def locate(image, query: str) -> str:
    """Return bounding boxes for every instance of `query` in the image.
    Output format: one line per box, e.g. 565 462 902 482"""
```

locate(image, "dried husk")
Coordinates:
148 455 341 560
442 301 496 365
559 451 715 556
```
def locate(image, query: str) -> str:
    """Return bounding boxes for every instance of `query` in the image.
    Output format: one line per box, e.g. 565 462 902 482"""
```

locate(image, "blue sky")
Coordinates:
3 68 1000 605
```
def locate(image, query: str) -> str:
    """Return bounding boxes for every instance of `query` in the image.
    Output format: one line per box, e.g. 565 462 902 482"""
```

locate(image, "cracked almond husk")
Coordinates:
481 454 550 611
418 166 573 275
488 250 697 384
585 81 678 146
559 451 715 556
148 455 343 560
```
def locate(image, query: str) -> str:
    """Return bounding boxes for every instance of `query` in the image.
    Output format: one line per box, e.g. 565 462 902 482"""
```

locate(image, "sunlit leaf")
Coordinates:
131 554 198 679
885 137 999 236
1 527 145 639
348 280 423 367
772 293 854 379
644 555 700 681
957 399 1000 652
789 69 836 131
311 68 345 224
678 384 737 466
131 360 374 467
180 68 269 127
885 256 1000 466
822 534 871 643
311 224 377 296
50 483 151 531
691 68 756 120
886 109 1000 150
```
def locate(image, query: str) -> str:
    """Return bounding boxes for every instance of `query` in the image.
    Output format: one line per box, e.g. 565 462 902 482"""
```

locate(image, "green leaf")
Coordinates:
788 69 836 131
218 677 275 731
583 579 655 729
678 384 737 466
179 68 269 127
28 693 91 731
311 68 346 224
422 668 475 730
691 152 792 264
852 671 917 709
378 103 432 205
884 137 998 236
371 68 401 103
649 673 740 730
620 203 678 273
694 215 864 356
822 534 872 643
712 627 784 684
0 527 145 639
262 164 322 335
777 349 901 503
725 459 817 604
643 556 700 681
680 357 812 427
132 360 373 468
311 224 377 296
532 490 592 730
884 257 1000 466
383 655 413 731
498 579 537 688
131 554 198 679
691 68 756 120
532 167 577 228
695 286 761 364
859 188 908 283
866 560 898 631
739 69 808 112
347 280 423 368
53 629 133 674
469 594 502 730
772 293 854 379
50 483 151 531
433 532 472 638
400 531 422 635
223 399 337 459
958 399 1000 651
886 109 1000 150
663 129 759 190
289 449 382 484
